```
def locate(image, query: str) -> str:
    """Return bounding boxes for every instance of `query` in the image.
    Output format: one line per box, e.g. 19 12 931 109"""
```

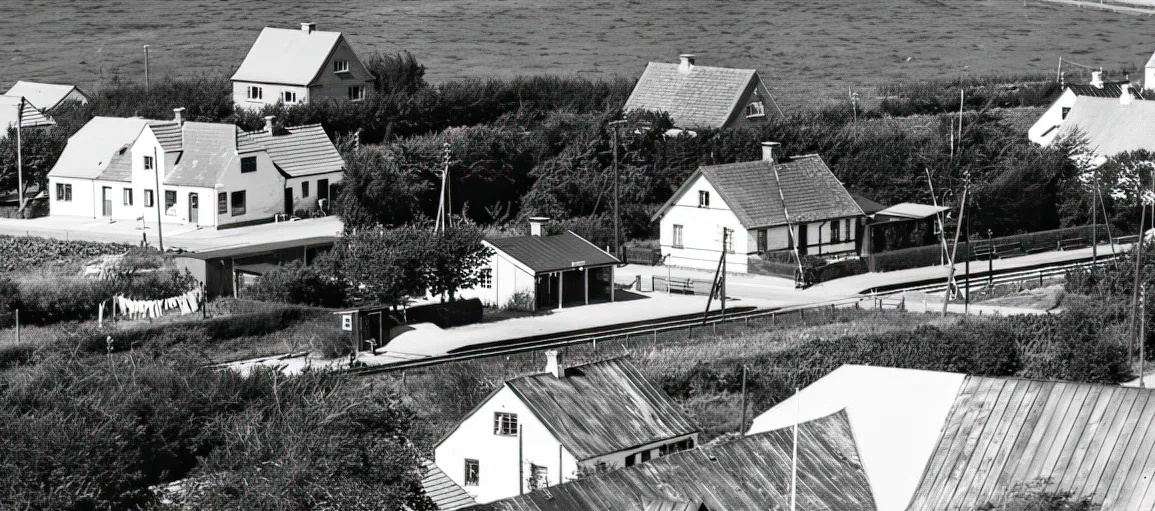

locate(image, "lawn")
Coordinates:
4 0 1154 110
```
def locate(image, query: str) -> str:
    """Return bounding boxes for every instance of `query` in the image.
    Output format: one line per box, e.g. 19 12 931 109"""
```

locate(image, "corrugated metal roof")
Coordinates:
472 410 876 511
163 122 241 188
422 460 478 510
907 376 1155 511
486 231 619 274
149 121 184 152
508 357 698 460
1058 96 1155 156
623 62 757 129
239 125 344 177
655 155 863 229
642 499 706 511
0 95 55 131
48 117 149 180
231 27 343 86
4 81 86 111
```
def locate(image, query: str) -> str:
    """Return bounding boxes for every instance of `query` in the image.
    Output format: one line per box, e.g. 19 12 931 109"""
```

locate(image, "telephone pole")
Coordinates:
15 97 24 212
609 119 628 260
143 45 151 93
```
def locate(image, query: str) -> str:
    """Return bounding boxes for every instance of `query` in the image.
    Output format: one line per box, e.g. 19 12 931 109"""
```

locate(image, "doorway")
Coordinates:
318 178 330 212
188 192 199 225
101 186 112 217
284 188 293 216
796 223 808 256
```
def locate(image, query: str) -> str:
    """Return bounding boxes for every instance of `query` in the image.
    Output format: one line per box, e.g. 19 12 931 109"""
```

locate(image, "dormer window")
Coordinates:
334 60 350 73
745 101 766 118
698 190 710 208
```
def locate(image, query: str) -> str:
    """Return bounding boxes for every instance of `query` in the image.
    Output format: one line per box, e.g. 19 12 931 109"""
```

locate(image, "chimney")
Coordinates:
528 216 549 237
1121 83 1133 105
544 350 564 378
761 141 781 163
172 107 185 126
263 115 275 131
1090 70 1104 89
301 22 316 33
678 54 696 73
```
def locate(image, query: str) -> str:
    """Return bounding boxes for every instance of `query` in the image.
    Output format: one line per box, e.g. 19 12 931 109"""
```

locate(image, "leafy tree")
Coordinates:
367 50 427 96
246 257 348 308
0 125 68 201
332 225 432 308
425 222 493 301
335 146 430 228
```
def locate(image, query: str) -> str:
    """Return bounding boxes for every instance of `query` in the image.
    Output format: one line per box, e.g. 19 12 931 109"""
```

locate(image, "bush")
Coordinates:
0 236 133 273
12 268 198 325
504 290 535 312
407 299 484 328
246 260 347 308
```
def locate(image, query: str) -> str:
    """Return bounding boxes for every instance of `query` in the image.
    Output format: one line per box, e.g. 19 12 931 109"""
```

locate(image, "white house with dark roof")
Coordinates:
1050 90 1155 163
4 81 89 112
652 142 865 273
457 218 620 310
434 353 699 504
1028 69 1153 146
623 54 775 131
231 23 374 109
47 109 345 227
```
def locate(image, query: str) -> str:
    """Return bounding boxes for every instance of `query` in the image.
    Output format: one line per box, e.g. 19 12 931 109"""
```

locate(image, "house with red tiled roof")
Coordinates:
433 354 699 504
46 109 344 227
651 142 864 273
623 55 777 131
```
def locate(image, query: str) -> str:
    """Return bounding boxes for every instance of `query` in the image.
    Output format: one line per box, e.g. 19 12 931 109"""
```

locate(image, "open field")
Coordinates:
3 0 1154 109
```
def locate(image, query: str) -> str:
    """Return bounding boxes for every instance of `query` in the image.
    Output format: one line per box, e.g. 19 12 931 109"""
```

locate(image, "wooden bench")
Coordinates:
667 278 695 294
995 241 1025 258
971 244 996 261
1059 237 1089 251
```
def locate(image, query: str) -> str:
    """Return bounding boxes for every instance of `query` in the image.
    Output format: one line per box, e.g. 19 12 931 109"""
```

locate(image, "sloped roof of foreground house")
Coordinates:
623 62 761 129
470 409 877 511
237 124 345 177
652 154 864 228
231 26 347 86
1058 96 1155 156
437 357 697 462
421 459 477 510
4 81 88 111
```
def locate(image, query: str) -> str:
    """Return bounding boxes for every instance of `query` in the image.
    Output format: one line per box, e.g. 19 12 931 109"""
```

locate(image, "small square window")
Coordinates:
143 155 154 170
231 191 246 216
698 190 709 208
56 183 73 202
640 450 651 463
334 60 349 73
241 156 257 174
123 188 133 206
464 459 479 486
218 192 227 214
283 91 297 104
479 268 493 289
494 412 518 436
144 189 155 208
347 86 365 101
302 181 310 198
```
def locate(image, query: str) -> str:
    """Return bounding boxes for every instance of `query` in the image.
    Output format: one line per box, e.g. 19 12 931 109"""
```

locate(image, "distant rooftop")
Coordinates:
231 25 345 86
623 59 760 129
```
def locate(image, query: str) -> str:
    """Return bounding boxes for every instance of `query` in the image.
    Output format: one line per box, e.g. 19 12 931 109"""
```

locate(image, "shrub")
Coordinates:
12 268 197 325
407 299 484 328
504 290 535 311
246 260 347 308
0 236 133 273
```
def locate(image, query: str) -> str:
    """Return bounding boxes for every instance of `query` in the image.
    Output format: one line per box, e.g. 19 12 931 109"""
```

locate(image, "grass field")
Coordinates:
3 0 1153 107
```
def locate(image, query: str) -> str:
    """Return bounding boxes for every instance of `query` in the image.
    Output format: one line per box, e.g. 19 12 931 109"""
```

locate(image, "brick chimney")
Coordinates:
1121 83 1133 105
172 107 185 126
761 141 781 163
528 216 549 236
1090 70 1104 89
263 115 275 131
301 22 317 33
678 54 696 73
544 350 564 378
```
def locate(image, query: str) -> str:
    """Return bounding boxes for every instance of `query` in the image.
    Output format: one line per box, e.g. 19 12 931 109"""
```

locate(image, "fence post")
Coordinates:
900 296 906 312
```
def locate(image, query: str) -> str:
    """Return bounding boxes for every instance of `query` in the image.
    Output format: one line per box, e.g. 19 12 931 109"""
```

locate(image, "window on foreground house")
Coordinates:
334 60 349 73
698 190 709 208
56 183 72 202
302 181 310 198
745 100 766 118
758 229 767 252
479 269 493 288
348 86 365 101
164 190 177 215
530 464 548 490
143 155 154 170
247 86 263 100
144 189 155 207
1062 107 1071 120
625 454 636 467
831 220 841 243
218 192 227 214
231 191 246 216
283 91 297 103
241 156 257 173
494 412 518 436
845 219 852 241
464 459 479 486
123 188 133 206
673 224 684 248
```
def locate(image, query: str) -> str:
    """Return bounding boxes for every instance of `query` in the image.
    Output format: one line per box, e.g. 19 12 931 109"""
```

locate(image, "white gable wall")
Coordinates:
285 171 345 214
434 385 579 504
457 245 537 309
659 174 750 273
1029 89 1076 146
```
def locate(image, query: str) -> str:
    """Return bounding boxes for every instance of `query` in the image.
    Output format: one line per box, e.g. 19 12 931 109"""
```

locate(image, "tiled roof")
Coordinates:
0 95 55 131
473 410 877 511
655 155 863 229
238 124 344 177
96 146 134 182
623 62 757 129
1058 96 1155 156
231 27 343 86
1068 83 1132 98
908 376 1155 510
507 357 698 460
851 192 887 215
421 460 477 510
163 122 241 188
149 121 183 152
48 117 149 180
487 231 619 274
4 81 86 111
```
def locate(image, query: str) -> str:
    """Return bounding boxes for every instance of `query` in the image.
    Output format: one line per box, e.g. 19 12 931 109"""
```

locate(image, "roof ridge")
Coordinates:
647 61 758 73
508 354 633 383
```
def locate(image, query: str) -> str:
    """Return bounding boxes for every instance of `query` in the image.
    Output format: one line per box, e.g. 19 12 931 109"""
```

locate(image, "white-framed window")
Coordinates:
745 101 766 118
144 189 155 208
334 60 349 73
464 459 479 486
347 86 365 101
494 412 518 436
247 86 263 100
479 268 493 288
698 190 710 208
283 91 297 103
56 183 72 202
143 155 154 170
672 224 684 248
123 188 133 206
165 190 177 216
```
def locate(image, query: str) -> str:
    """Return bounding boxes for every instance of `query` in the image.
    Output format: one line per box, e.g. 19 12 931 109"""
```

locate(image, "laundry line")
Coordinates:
111 288 203 321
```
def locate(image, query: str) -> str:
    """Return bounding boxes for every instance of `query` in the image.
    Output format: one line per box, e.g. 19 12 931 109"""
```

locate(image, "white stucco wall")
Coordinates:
659 175 751 273
284 171 344 213
1028 89 1076 146
47 176 95 218
801 217 857 256
232 82 312 110
458 246 538 309
434 386 579 504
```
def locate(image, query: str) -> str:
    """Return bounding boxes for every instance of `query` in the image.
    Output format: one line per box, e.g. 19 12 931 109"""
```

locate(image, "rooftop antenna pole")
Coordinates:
790 386 799 511
16 97 24 212
143 45 150 94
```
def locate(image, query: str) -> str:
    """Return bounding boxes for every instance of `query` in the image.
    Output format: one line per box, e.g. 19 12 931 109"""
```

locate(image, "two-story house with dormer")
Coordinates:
623 54 777 132
231 23 375 110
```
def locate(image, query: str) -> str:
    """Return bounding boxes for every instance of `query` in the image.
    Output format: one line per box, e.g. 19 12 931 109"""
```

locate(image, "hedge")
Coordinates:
406 298 484 328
